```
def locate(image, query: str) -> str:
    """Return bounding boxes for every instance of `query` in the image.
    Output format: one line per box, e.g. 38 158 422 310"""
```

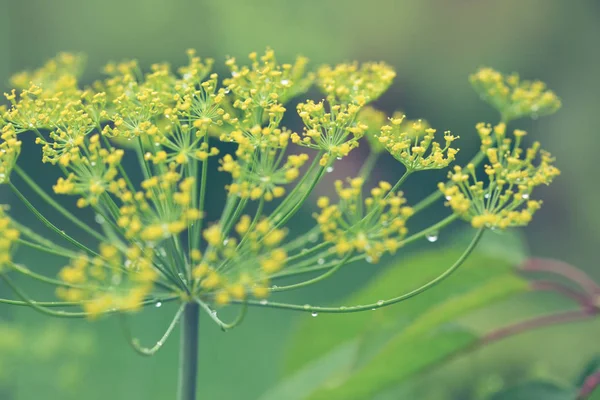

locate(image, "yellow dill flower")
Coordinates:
317 62 395 105
193 217 289 303
56 242 157 316
314 178 413 263
0 206 20 271
439 123 560 229
293 100 366 165
470 67 561 121
377 115 459 171
0 124 22 184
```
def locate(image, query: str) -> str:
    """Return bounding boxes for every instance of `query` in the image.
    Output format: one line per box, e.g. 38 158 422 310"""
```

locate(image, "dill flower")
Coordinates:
0 51 561 400
438 122 560 229
470 67 561 122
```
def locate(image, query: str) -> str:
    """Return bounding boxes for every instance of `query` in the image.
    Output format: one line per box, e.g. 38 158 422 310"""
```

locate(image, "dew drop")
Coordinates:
211 310 217 317
326 167 334 173
377 300 384 306
340 306 347 311
259 299 268 305
445 195 452 201
484 193 490 199
300 248 309 255
317 258 325 265
94 214 105 224
303 304 311 310
366 256 374 264
223 88 231 94
311 312 318 317
426 231 439 243
308 234 319 243
280 79 289 85
271 285 278 289
521 193 530 199
155 301 162 308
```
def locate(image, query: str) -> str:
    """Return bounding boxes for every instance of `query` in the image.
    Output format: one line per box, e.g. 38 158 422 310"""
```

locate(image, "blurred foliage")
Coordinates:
1 0 599 399
261 231 528 399
0 321 94 399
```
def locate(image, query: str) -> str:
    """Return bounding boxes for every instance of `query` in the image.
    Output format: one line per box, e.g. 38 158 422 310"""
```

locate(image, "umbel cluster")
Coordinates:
0 50 560 323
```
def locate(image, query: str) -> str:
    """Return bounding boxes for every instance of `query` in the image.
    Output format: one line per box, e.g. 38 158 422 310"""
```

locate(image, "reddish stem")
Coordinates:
531 280 595 309
522 258 600 296
481 309 595 345
579 369 600 399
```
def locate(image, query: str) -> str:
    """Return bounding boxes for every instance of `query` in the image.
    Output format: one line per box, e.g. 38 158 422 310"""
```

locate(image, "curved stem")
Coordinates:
14 166 106 242
1 274 90 318
10 183 99 256
16 238 80 259
197 300 248 331
238 228 485 313
178 302 199 400
522 258 600 296
273 214 458 280
271 254 352 293
121 304 185 356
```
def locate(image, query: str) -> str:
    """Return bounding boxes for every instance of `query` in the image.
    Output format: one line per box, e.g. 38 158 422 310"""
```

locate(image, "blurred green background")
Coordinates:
1 0 599 399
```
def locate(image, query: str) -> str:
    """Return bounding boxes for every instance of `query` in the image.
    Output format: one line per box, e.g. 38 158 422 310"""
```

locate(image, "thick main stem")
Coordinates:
178 302 200 400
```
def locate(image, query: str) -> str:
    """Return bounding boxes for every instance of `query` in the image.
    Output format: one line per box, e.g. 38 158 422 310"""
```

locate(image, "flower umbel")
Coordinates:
0 53 560 364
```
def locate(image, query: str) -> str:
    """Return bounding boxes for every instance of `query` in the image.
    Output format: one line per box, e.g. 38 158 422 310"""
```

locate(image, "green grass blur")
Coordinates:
1 1 599 399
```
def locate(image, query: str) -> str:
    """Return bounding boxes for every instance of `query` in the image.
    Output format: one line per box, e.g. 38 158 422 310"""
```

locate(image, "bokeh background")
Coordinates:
1 0 599 399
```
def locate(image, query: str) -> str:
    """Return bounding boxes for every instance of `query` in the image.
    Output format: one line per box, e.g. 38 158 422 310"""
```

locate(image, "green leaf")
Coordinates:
272 231 529 399
489 381 577 400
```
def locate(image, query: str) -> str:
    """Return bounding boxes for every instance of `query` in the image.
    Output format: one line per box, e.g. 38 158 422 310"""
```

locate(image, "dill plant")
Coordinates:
0 50 561 399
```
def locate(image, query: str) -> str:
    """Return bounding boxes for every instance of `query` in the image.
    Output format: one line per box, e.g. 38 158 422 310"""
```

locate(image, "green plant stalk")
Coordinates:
178 302 200 400
14 166 106 242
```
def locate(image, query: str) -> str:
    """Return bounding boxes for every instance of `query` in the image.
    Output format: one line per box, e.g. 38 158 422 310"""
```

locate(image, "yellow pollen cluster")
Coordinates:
317 62 396 105
315 178 414 263
377 115 459 171
51 135 124 207
438 123 560 229
56 243 157 317
293 100 367 166
470 67 561 122
0 207 20 271
192 217 288 305
0 124 21 184
114 171 201 242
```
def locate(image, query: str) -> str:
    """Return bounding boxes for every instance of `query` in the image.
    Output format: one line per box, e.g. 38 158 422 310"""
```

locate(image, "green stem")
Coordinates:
121 304 185 356
271 254 351 292
14 166 106 242
178 302 199 400
9 183 99 256
237 228 485 313
197 300 247 331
